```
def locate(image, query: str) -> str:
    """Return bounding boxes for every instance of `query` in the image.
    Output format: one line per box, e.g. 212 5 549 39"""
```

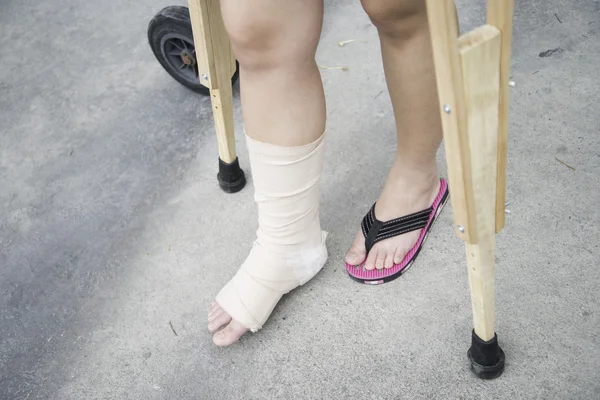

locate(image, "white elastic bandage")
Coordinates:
215 132 328 332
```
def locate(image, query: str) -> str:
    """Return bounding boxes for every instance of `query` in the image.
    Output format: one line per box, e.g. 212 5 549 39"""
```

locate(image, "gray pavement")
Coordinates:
1 0 599 398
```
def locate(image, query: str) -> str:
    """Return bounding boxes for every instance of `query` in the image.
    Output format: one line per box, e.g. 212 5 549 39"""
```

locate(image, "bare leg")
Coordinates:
346 0 443 270
223 0 325 145
208 0 325 346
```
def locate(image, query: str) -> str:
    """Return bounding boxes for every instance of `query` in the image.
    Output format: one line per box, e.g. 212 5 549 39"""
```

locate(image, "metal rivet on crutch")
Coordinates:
457 225 465 233
443 104 452 113
202 73 208 81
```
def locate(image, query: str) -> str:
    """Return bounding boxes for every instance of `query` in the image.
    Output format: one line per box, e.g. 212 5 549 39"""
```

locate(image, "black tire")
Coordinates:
147 5 239 95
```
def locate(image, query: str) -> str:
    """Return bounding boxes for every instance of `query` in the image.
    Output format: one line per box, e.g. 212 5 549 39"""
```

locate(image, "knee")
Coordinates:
223 18 271 68
361 0 427 38
222 16 277 71
222 7 313 71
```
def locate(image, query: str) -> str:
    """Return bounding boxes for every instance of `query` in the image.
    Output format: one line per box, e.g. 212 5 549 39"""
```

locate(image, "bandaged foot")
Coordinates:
208 132 328 346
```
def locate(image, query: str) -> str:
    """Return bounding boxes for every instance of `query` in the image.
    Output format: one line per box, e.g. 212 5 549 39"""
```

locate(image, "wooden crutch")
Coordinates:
188 0 246 193
425 0 514 379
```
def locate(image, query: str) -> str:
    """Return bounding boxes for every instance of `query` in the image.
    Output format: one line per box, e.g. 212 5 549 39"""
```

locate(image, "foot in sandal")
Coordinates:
345 162 448 284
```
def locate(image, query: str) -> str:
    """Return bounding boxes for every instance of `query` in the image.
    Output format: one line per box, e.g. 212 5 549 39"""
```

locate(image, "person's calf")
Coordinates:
220 0 326 147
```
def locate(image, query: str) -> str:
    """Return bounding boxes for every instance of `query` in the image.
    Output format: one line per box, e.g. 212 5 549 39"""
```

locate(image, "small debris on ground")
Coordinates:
318 64 348 71
555 157 576 171
539 48 563 58
509 80 516 87
169 321 178 336
554 13 562 24
338 39 357 47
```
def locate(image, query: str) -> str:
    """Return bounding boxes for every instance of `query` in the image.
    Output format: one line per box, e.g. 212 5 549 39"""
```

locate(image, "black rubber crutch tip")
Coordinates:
217 157 246 193
467 330 505 379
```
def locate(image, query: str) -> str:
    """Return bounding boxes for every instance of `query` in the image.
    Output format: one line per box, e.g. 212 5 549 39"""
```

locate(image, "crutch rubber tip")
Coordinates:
218 157 246 193
467 330 505 379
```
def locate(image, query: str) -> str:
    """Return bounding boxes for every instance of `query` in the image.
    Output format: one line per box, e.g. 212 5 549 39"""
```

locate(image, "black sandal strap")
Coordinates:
362 203 433 253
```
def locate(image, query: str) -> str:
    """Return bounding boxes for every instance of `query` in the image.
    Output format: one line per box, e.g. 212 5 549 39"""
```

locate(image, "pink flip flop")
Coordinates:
346 178 449 285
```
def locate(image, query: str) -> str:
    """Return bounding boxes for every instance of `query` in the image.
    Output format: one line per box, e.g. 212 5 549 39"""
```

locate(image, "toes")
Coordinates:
208 303 222 321
393 247 408 265
364 249 378 271
208 313 232 333
384 254 394 269
375 254 385 270
213 320 249 347
208 306 224 323
346 232 367 266
345 249 365 266
208 309 232 333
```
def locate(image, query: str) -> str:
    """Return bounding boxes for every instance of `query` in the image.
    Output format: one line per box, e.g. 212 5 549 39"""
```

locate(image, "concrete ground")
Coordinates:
1 0 599 398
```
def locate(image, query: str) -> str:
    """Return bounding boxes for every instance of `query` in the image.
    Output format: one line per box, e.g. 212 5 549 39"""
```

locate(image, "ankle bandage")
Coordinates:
215 133 328 332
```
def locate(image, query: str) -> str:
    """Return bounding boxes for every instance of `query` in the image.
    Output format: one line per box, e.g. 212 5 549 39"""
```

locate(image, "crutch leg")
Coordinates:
426 0 514 379
188 0 246 193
